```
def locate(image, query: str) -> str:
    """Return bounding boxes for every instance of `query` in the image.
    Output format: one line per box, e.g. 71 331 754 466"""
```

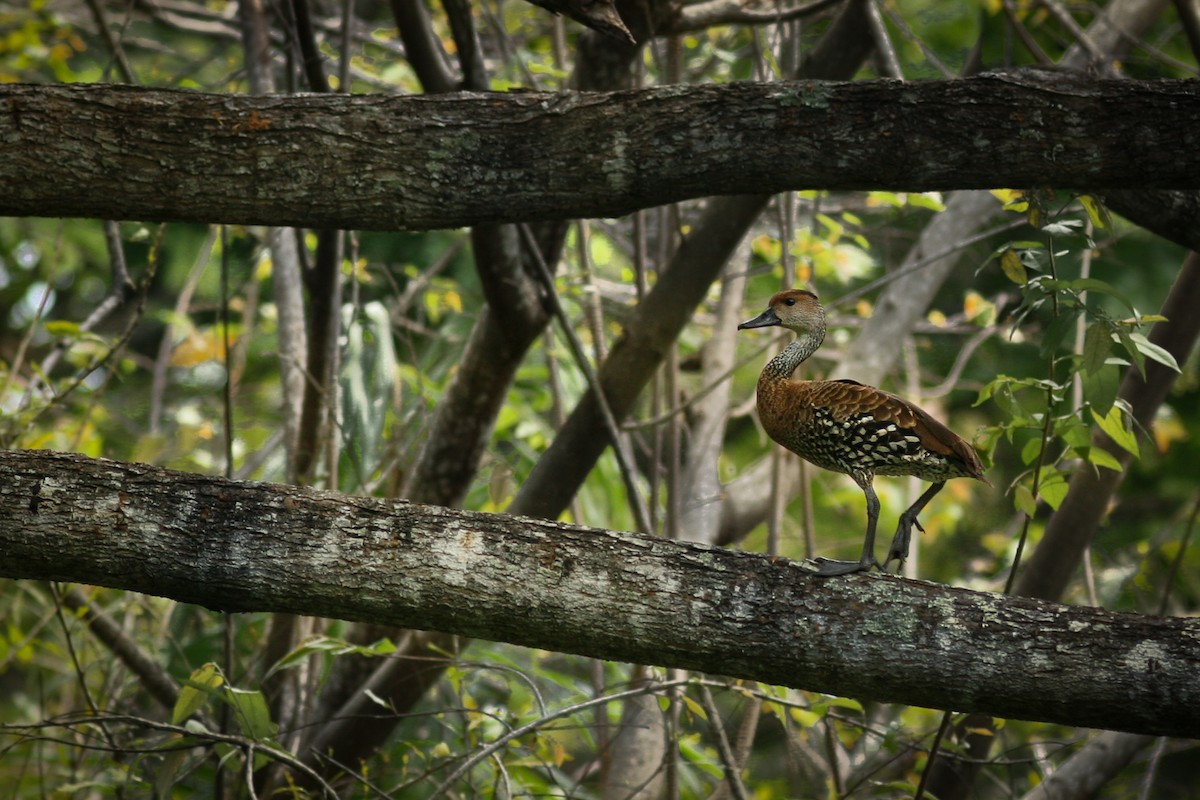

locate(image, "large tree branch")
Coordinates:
1 448 1197 738
3 77 1199 231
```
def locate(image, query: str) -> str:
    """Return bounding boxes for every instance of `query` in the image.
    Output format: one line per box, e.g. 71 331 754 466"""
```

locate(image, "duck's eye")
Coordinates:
784 298 796 306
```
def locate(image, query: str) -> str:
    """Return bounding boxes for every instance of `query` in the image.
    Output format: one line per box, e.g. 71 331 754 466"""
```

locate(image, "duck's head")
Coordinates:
738 289 825 334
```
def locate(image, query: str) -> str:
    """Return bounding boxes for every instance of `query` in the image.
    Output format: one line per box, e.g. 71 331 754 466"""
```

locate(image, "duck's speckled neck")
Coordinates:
760 329 824 382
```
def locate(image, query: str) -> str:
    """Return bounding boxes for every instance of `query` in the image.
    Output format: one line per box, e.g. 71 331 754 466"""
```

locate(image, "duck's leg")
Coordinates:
884 481 946 571
814 478 880 576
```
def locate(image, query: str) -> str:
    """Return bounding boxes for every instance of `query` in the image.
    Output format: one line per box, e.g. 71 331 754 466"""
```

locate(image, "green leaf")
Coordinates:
1041 219 1083 237
1082 323 1111 375
1055 412 1086 439
1091 405 1139 458
1020 437 1044 466
1044 278 1135 313
1128 332 1180 373
999 249 1027 284
1083 363 1120 416
1085 447 1124 471
1115 327 1147 378
264 635 396 680
173 663 224 725
154 744 189 797
1040 313 1077 359
1037 469 1069 510
986 380 1025 419
1014 485 1037 517
225 687 278 742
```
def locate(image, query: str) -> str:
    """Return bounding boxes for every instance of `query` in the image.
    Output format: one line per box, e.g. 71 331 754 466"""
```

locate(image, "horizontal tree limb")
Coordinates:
1 449 1197 738
1 76 1198 231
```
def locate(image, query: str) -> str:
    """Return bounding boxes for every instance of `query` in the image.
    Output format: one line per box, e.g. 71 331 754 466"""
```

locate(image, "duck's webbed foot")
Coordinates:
811 556 879 577
884 513 926 571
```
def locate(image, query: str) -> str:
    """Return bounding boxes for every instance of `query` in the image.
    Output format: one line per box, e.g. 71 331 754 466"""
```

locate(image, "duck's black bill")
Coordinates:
737 308 781 330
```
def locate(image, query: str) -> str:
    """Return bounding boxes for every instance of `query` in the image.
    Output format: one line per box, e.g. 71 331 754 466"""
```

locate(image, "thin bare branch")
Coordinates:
672 0 843 33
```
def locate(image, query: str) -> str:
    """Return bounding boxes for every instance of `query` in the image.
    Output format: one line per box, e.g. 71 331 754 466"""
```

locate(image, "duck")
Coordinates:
738 288 987 576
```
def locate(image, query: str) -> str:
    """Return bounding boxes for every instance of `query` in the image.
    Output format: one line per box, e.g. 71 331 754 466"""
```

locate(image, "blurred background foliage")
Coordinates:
2 0 1199 797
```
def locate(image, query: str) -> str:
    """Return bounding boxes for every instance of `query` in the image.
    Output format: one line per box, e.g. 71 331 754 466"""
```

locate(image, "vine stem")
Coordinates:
920 220 1065 799
428 679 694 799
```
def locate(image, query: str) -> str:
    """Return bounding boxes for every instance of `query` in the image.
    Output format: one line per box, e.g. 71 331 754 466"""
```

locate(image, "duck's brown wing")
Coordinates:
808 380 987 482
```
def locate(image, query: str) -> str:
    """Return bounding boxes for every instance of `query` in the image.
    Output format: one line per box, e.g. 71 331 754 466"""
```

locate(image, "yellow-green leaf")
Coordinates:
823 696 864 713
1091 405 1139 458
790 707 821 728
681 694 708 721
1078 195 1112 230
1037 470 1069 510
999 249 1027 284
44 320 81 337
173 663 223 725
1086 447 1124 471
1014 484 1036 517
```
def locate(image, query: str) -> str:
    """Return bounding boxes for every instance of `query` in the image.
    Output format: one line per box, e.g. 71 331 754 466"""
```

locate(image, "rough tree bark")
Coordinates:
3 78 1199 230
2 449 1198 739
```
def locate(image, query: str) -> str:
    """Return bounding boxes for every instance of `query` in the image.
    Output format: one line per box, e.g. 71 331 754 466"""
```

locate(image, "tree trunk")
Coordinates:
3 78 1199 230
3 449 1197 739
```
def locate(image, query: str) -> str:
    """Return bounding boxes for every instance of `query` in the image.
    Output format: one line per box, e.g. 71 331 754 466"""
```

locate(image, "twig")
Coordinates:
4 713 340 799
879 0 953 77
443 0 488 90
1039 0 1108 68
675 0 842 33
1002 0 1054 66
1158 488 1200 616
700 684 750 800
913 712 954 800
867 0 904 79
82 0 137 82
428 679 693 799
921 324 998 399
24 226 161 436
149 227 217 432
59 588 182 713
36 221 137 384
288 0 330 91
518 223 654 535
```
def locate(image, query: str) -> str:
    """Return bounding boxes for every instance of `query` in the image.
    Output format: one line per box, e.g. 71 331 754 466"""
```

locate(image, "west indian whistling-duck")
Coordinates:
739 288 987 576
